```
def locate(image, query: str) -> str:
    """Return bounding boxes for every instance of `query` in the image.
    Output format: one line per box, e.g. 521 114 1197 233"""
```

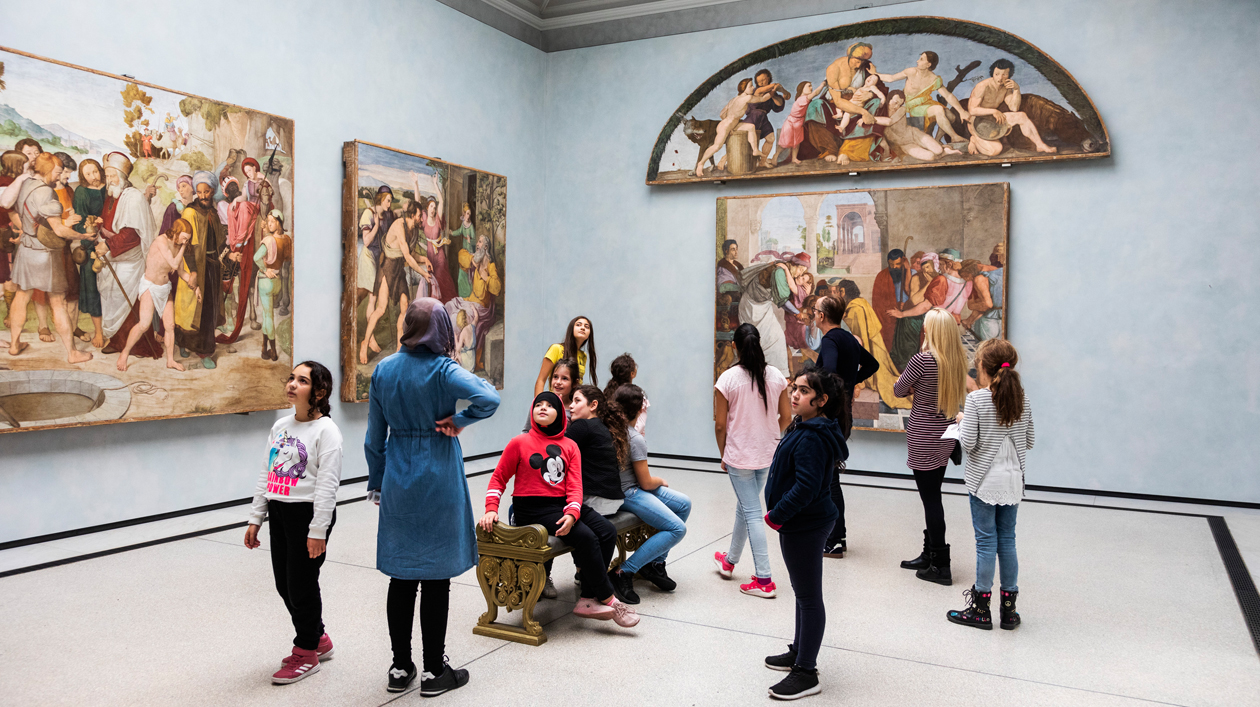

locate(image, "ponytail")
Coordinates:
733 323 769 410
975 339 1024 426
604 353 637 401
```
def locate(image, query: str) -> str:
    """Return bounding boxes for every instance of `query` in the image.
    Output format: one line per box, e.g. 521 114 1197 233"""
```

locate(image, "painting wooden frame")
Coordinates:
648 16 1109 185
0 46 296 433
340 140 506 402
714 182 1009 433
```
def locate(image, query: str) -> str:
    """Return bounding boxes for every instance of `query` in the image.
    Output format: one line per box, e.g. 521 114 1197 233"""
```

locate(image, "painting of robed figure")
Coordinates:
715 182 1009 432
340 141 506 402
0 47 295 433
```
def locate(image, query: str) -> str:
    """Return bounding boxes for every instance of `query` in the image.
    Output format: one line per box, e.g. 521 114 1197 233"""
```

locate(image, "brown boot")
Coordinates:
260 336 271 360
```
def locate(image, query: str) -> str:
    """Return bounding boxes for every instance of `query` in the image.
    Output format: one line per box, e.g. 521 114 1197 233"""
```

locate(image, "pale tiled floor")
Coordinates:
1 466 1257 707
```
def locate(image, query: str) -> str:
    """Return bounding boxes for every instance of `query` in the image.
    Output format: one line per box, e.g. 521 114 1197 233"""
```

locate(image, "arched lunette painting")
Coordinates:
647 17 1109 185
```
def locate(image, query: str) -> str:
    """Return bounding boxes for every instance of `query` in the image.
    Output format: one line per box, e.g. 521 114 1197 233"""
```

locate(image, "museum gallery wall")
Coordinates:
340 141 506 402
715 183 1008 432
0 47 295 433
648 16 1109 185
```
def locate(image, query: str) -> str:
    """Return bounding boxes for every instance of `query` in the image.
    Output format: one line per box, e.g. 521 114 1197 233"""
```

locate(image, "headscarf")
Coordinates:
175 175 193 190
938 248 961 262
192 170 216 189
919 252 940 272
400 297 453 356
531 391 566 437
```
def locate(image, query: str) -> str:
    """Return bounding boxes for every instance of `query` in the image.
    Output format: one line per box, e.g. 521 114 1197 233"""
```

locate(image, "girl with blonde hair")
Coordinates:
892 307 968 585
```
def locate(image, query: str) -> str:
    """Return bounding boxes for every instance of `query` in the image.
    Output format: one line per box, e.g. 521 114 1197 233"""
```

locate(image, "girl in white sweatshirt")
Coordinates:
244 361 344 684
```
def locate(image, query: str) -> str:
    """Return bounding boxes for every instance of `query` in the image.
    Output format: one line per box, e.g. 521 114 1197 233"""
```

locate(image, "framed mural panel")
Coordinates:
340 141 505 402
0 46 295 433
715 182 1009 432
648 16 1108 185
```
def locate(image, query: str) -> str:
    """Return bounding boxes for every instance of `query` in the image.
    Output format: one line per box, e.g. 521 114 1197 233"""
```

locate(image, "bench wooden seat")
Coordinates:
473 511 656 646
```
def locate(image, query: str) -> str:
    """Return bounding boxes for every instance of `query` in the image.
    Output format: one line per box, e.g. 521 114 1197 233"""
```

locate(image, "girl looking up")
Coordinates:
606 384 692 604
947 338 1034 631
713 324 791 598
762 365 847 700
893 307 968 586
480 392 639 629
245 361 343 686
535 316 597 395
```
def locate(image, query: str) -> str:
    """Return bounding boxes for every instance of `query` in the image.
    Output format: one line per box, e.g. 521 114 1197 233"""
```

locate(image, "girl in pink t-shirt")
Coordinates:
713 324 792 597
776 80 828 165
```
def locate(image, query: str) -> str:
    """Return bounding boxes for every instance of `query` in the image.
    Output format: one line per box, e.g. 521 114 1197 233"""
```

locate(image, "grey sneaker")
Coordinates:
542 575 558 599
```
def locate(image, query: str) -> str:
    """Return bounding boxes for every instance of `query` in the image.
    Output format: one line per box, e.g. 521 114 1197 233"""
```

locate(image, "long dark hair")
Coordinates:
604 353 636 401
297 360 332 418
795 363 844 420
562 316 598 387
733 323 769 410
576 385 629 468
975 338 1024 426
611 383 646 425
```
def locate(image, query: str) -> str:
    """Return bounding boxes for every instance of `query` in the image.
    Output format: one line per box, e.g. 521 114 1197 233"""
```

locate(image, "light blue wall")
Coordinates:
540 0 1260 503
2 0 1258 544
0 0 548 543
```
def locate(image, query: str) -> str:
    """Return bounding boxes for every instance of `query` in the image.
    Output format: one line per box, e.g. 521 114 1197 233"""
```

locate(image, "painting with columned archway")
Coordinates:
714 182 1009 432
649 16 1108 185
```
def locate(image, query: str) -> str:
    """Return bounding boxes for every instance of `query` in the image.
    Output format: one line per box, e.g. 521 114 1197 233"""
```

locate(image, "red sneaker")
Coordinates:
714 551 735 579
740 577 777 598
272 647 320 684
316 633 334 661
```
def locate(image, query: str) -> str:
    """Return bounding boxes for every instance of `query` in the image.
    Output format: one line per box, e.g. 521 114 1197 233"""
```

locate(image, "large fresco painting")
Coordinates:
340 141 505 402
649 17 1108 185
0 47 295 433
715 183 1009 432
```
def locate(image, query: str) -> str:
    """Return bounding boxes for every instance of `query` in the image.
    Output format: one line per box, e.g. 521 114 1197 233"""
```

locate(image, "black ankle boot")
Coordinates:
900 530 930 570
946 586 993 629
915 544 952 585
999 590 1020 630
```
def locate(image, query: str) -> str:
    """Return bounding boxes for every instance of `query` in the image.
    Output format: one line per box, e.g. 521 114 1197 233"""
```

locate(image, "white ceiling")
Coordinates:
488 0 750 30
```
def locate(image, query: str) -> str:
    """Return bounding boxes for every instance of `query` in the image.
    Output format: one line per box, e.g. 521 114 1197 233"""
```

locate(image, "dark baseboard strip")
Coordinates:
1207 517 1260 655
0 451 505 551
646 454 1260 510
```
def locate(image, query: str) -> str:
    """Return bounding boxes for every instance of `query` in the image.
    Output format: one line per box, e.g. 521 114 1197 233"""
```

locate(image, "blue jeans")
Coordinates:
725 466 771 579
619 485 692 574
970 494 1019 592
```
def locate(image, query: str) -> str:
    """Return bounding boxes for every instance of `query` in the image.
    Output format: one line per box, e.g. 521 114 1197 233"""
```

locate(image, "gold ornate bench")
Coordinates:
473 510 656 646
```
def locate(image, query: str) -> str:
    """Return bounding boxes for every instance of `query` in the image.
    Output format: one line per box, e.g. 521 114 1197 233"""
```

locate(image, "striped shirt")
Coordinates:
960 389 1035 498
893 352 956 471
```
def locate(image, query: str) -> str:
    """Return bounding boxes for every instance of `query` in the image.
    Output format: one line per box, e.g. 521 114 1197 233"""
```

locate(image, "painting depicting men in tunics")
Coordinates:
714 183 1009 432
650 16 1108 185
340 141 506 402
0 47 295 432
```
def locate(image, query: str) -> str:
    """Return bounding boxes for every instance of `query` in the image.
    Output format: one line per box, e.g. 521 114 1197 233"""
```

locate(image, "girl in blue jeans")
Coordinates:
606 384 692 604
947 338 1034 631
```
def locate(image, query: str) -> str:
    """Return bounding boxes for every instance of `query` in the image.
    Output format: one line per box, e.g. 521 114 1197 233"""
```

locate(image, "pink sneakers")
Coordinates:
272 647 320 684
714 551 735 579
316 633 334 661
740 577 777 598
573 597 615 620
609 598 640 628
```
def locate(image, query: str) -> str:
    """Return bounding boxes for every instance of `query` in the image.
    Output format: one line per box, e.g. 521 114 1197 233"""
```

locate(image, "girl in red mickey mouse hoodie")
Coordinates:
479 391 639 628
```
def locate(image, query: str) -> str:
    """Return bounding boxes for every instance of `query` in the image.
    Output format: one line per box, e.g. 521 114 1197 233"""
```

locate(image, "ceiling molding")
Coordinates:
481 0 754 30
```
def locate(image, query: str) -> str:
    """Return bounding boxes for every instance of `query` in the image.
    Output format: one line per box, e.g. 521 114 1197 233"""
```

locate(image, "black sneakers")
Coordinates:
638 561 677 591
608 569 641 604
764 645 797 671
420 662 469 697
769 666 821 700
386 663 417 693
822 538 847 558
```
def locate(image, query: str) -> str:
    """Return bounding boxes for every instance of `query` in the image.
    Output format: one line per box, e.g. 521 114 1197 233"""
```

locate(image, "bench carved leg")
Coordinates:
611 524 658 573
473 554 550 646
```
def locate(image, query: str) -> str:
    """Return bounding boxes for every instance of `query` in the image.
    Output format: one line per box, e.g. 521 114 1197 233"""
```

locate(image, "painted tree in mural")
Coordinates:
121 82 154 158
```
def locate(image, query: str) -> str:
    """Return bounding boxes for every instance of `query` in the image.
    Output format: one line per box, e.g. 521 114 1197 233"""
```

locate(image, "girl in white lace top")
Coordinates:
948 338 1034 632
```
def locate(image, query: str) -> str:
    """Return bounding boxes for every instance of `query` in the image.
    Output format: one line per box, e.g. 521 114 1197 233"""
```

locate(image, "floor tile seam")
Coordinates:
630 611 1191 706
663 532 734 565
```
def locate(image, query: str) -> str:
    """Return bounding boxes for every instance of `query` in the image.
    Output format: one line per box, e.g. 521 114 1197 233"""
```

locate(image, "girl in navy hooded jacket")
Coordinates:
762 364 848 701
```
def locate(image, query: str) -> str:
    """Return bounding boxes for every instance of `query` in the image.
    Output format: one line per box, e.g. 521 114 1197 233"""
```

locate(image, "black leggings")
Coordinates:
781 521 834 671
387 578 450 674
913 465 948 547
513 497 616 601
268 501 335 651
826 460 847 543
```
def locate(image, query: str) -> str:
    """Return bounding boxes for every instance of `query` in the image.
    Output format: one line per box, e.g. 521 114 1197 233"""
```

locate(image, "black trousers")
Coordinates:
913 465 948 547
387 578 450 674
513 497 616 601
268 501 335 651
781 521 834 671
826 460 847 543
